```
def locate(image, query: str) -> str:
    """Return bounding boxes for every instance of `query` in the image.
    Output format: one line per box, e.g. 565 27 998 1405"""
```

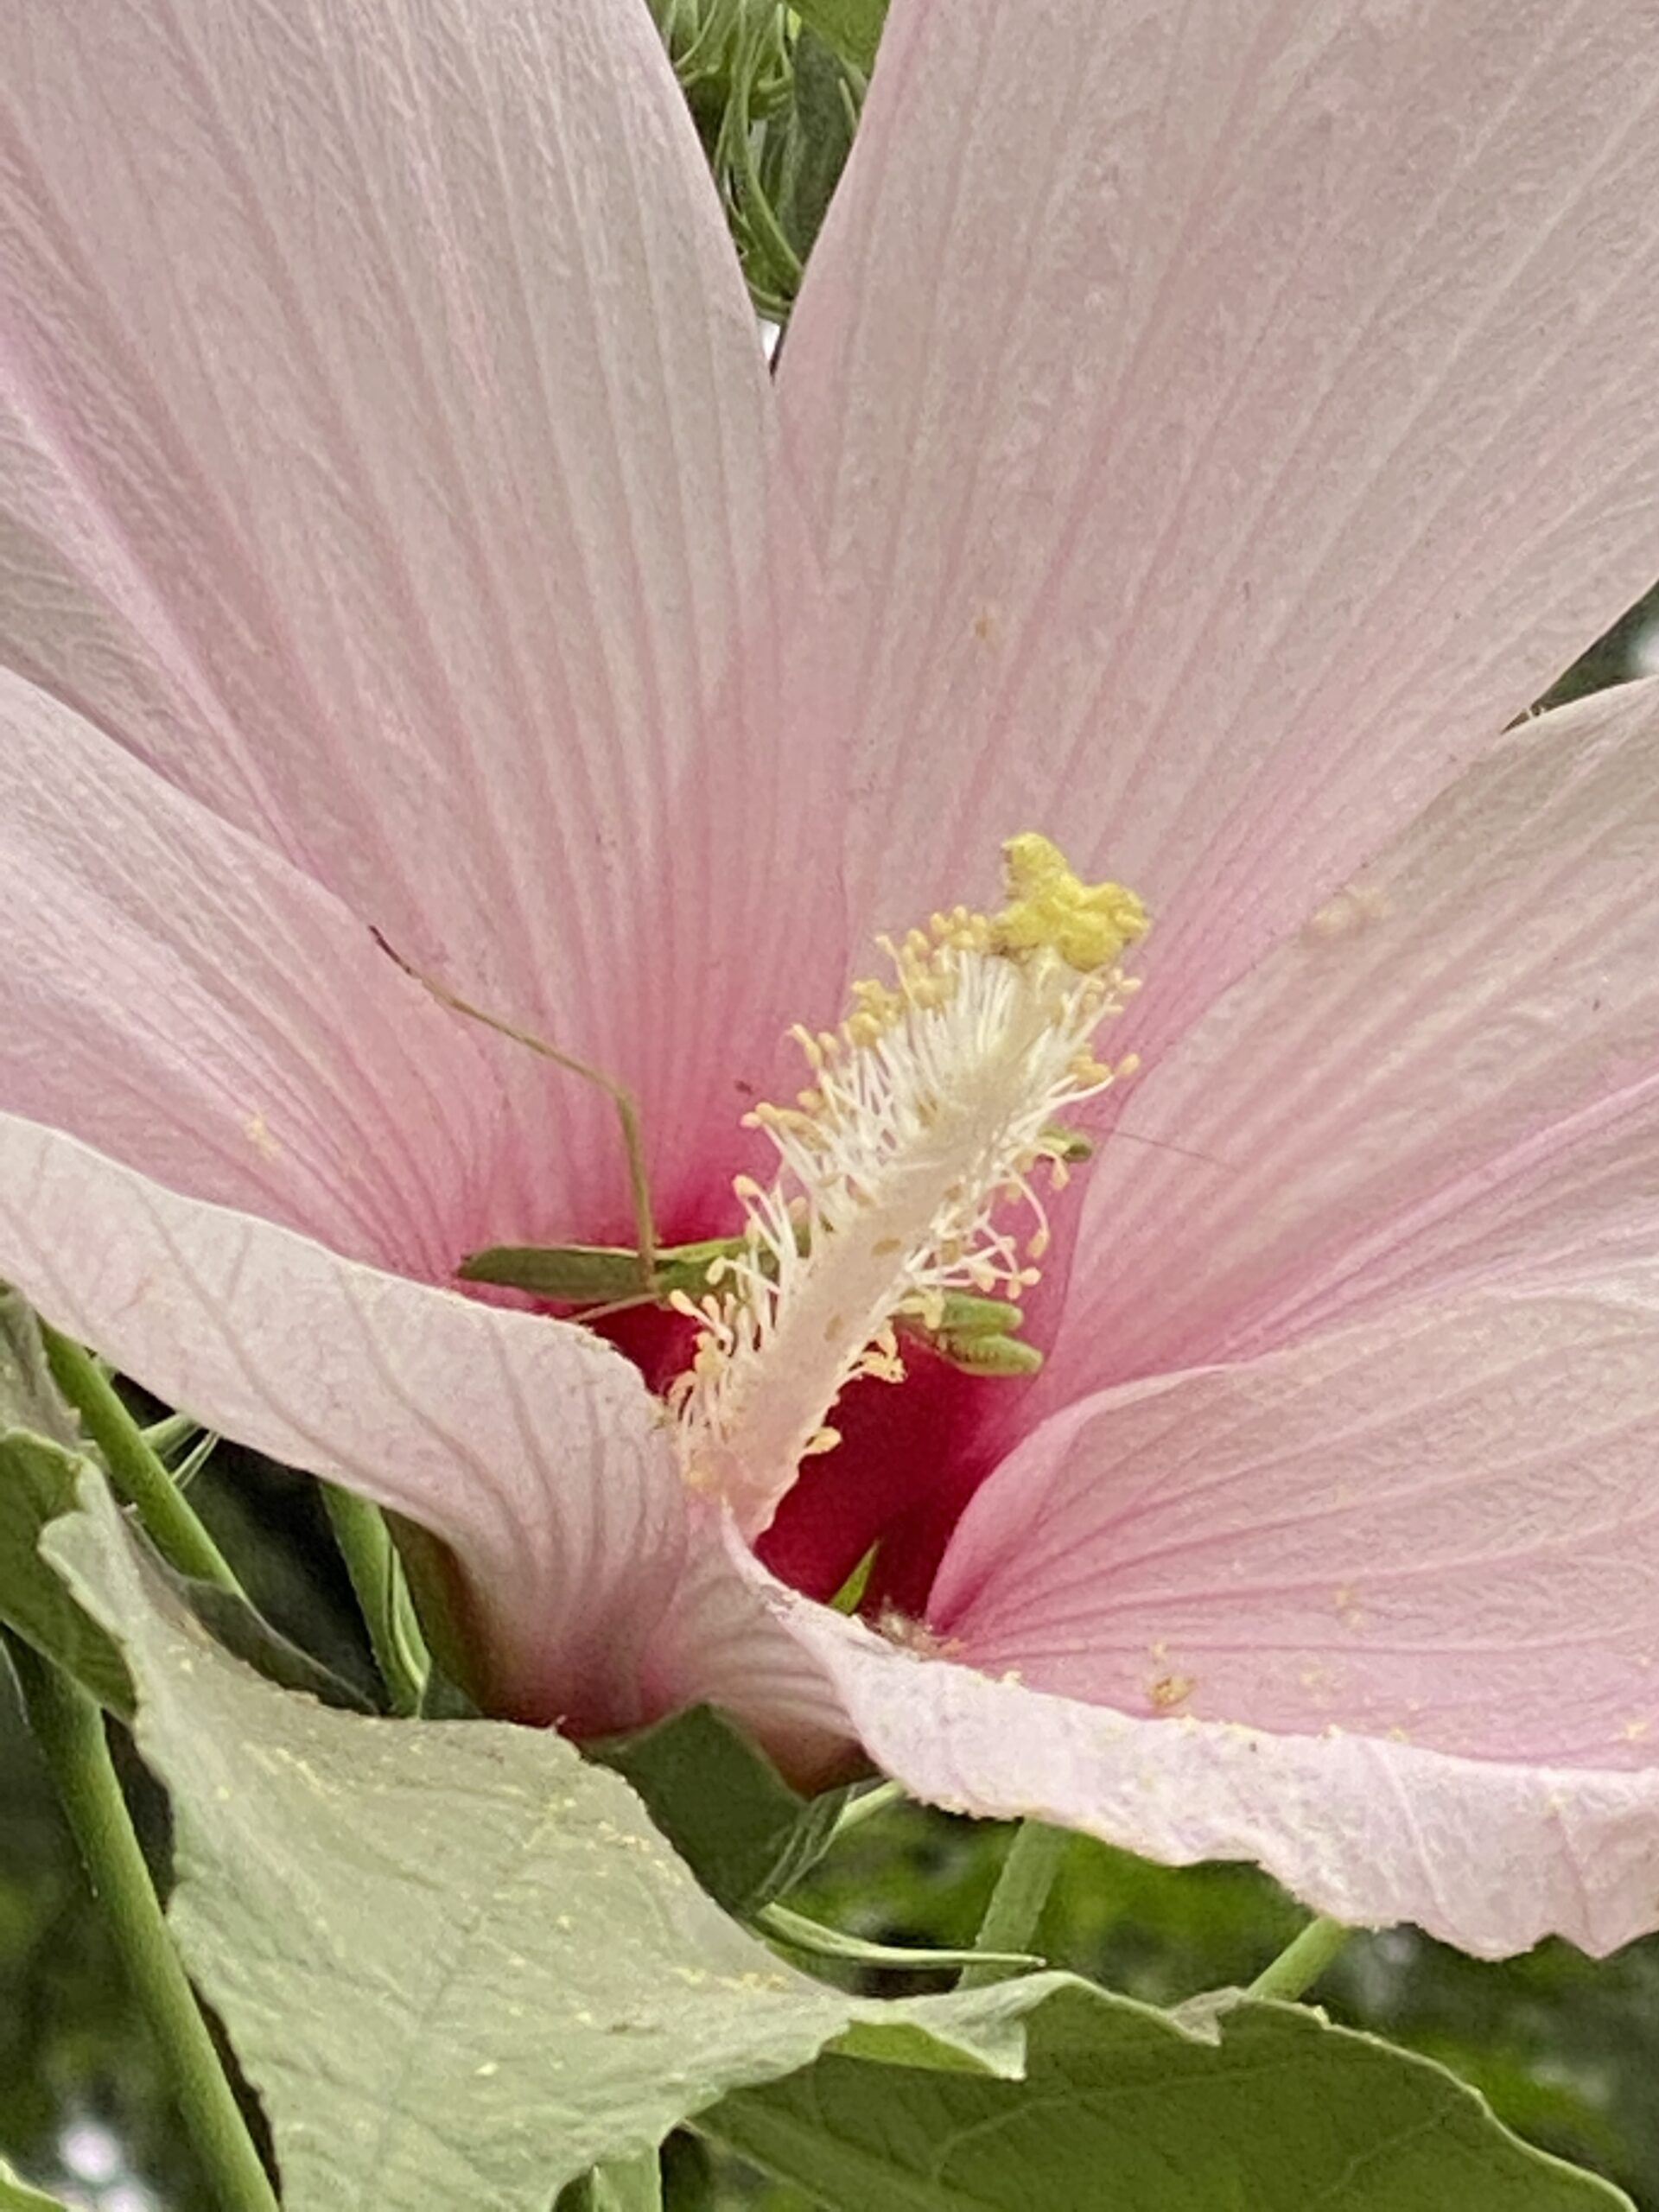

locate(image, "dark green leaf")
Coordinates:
592 1704 850 1916
791 0 885 74
180 1582 372 1714
0 1431 367 1719
702 1982 1632 2211
0 1433 133 1715
776 29 860 261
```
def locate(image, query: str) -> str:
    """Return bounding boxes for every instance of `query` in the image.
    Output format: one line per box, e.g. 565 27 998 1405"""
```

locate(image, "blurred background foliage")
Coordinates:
647 0 868 323
8 4 1659 2207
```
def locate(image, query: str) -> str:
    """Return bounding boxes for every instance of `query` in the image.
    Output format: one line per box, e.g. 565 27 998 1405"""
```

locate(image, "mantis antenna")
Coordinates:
370 927 660 1294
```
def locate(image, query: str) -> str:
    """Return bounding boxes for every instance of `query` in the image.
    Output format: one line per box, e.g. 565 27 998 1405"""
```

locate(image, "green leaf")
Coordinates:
791 0 885 73
0 2158 73 2211
0 1286 85 1446
0 1432 134 1714
593 1703 849 1915
0 1431 370 1718
702 1982 1633 2211
42 1470 1083 2211
589 2151 664 2212
775 27 860 262
181 1578 374 1714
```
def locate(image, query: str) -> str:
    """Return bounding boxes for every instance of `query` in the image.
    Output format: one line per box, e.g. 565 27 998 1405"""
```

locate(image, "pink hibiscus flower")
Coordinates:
5 0 1659 1959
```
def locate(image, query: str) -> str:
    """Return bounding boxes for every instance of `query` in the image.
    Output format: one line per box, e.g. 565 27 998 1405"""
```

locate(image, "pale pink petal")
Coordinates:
754 1281 1659 1955
0 1116 688 1736
780 0 1659 1057
0 387 243 779
641 1507 861 1788
1052 679 1659 1393
774 1591 1659 1958
0 0 833 1224
0 671 593 1275
932 1287 1659 1764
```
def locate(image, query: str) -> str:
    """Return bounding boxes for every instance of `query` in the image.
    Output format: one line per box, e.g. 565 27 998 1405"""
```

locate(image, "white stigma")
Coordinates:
670 840 1146 1538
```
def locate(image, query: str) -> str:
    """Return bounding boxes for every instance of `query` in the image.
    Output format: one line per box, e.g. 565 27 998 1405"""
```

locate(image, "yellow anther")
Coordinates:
992 831 1148 973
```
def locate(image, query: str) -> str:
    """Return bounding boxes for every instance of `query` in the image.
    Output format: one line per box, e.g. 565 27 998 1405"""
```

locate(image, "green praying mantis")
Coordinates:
458 1236 1050 1376
376 926 1099 1377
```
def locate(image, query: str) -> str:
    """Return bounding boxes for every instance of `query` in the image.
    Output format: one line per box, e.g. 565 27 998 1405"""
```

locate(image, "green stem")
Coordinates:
7 1636 281 2212
759 1900 1037 1974
828 1777 905 1843
1248 1915 1355 2003
957 1819 1070 1989
322 1484 429 1716
39 1326 242 1597
724 19 802 294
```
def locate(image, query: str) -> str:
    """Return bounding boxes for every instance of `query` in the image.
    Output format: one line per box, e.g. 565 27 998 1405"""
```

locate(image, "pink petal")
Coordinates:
0 1115 688 1736
642 1505 861 1788
779 0 1659 1056
776 1591 1659 1957
1052 678 1659 1392
0 0 831 1227
0 672 583 1275
771 1281 1659 1955
933 1287 1659 1772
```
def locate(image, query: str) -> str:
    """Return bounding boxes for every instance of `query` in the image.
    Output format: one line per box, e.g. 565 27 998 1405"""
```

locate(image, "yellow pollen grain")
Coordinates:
1149 1673 1196 1712
991 831 1148 973
244 1111 282 1160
